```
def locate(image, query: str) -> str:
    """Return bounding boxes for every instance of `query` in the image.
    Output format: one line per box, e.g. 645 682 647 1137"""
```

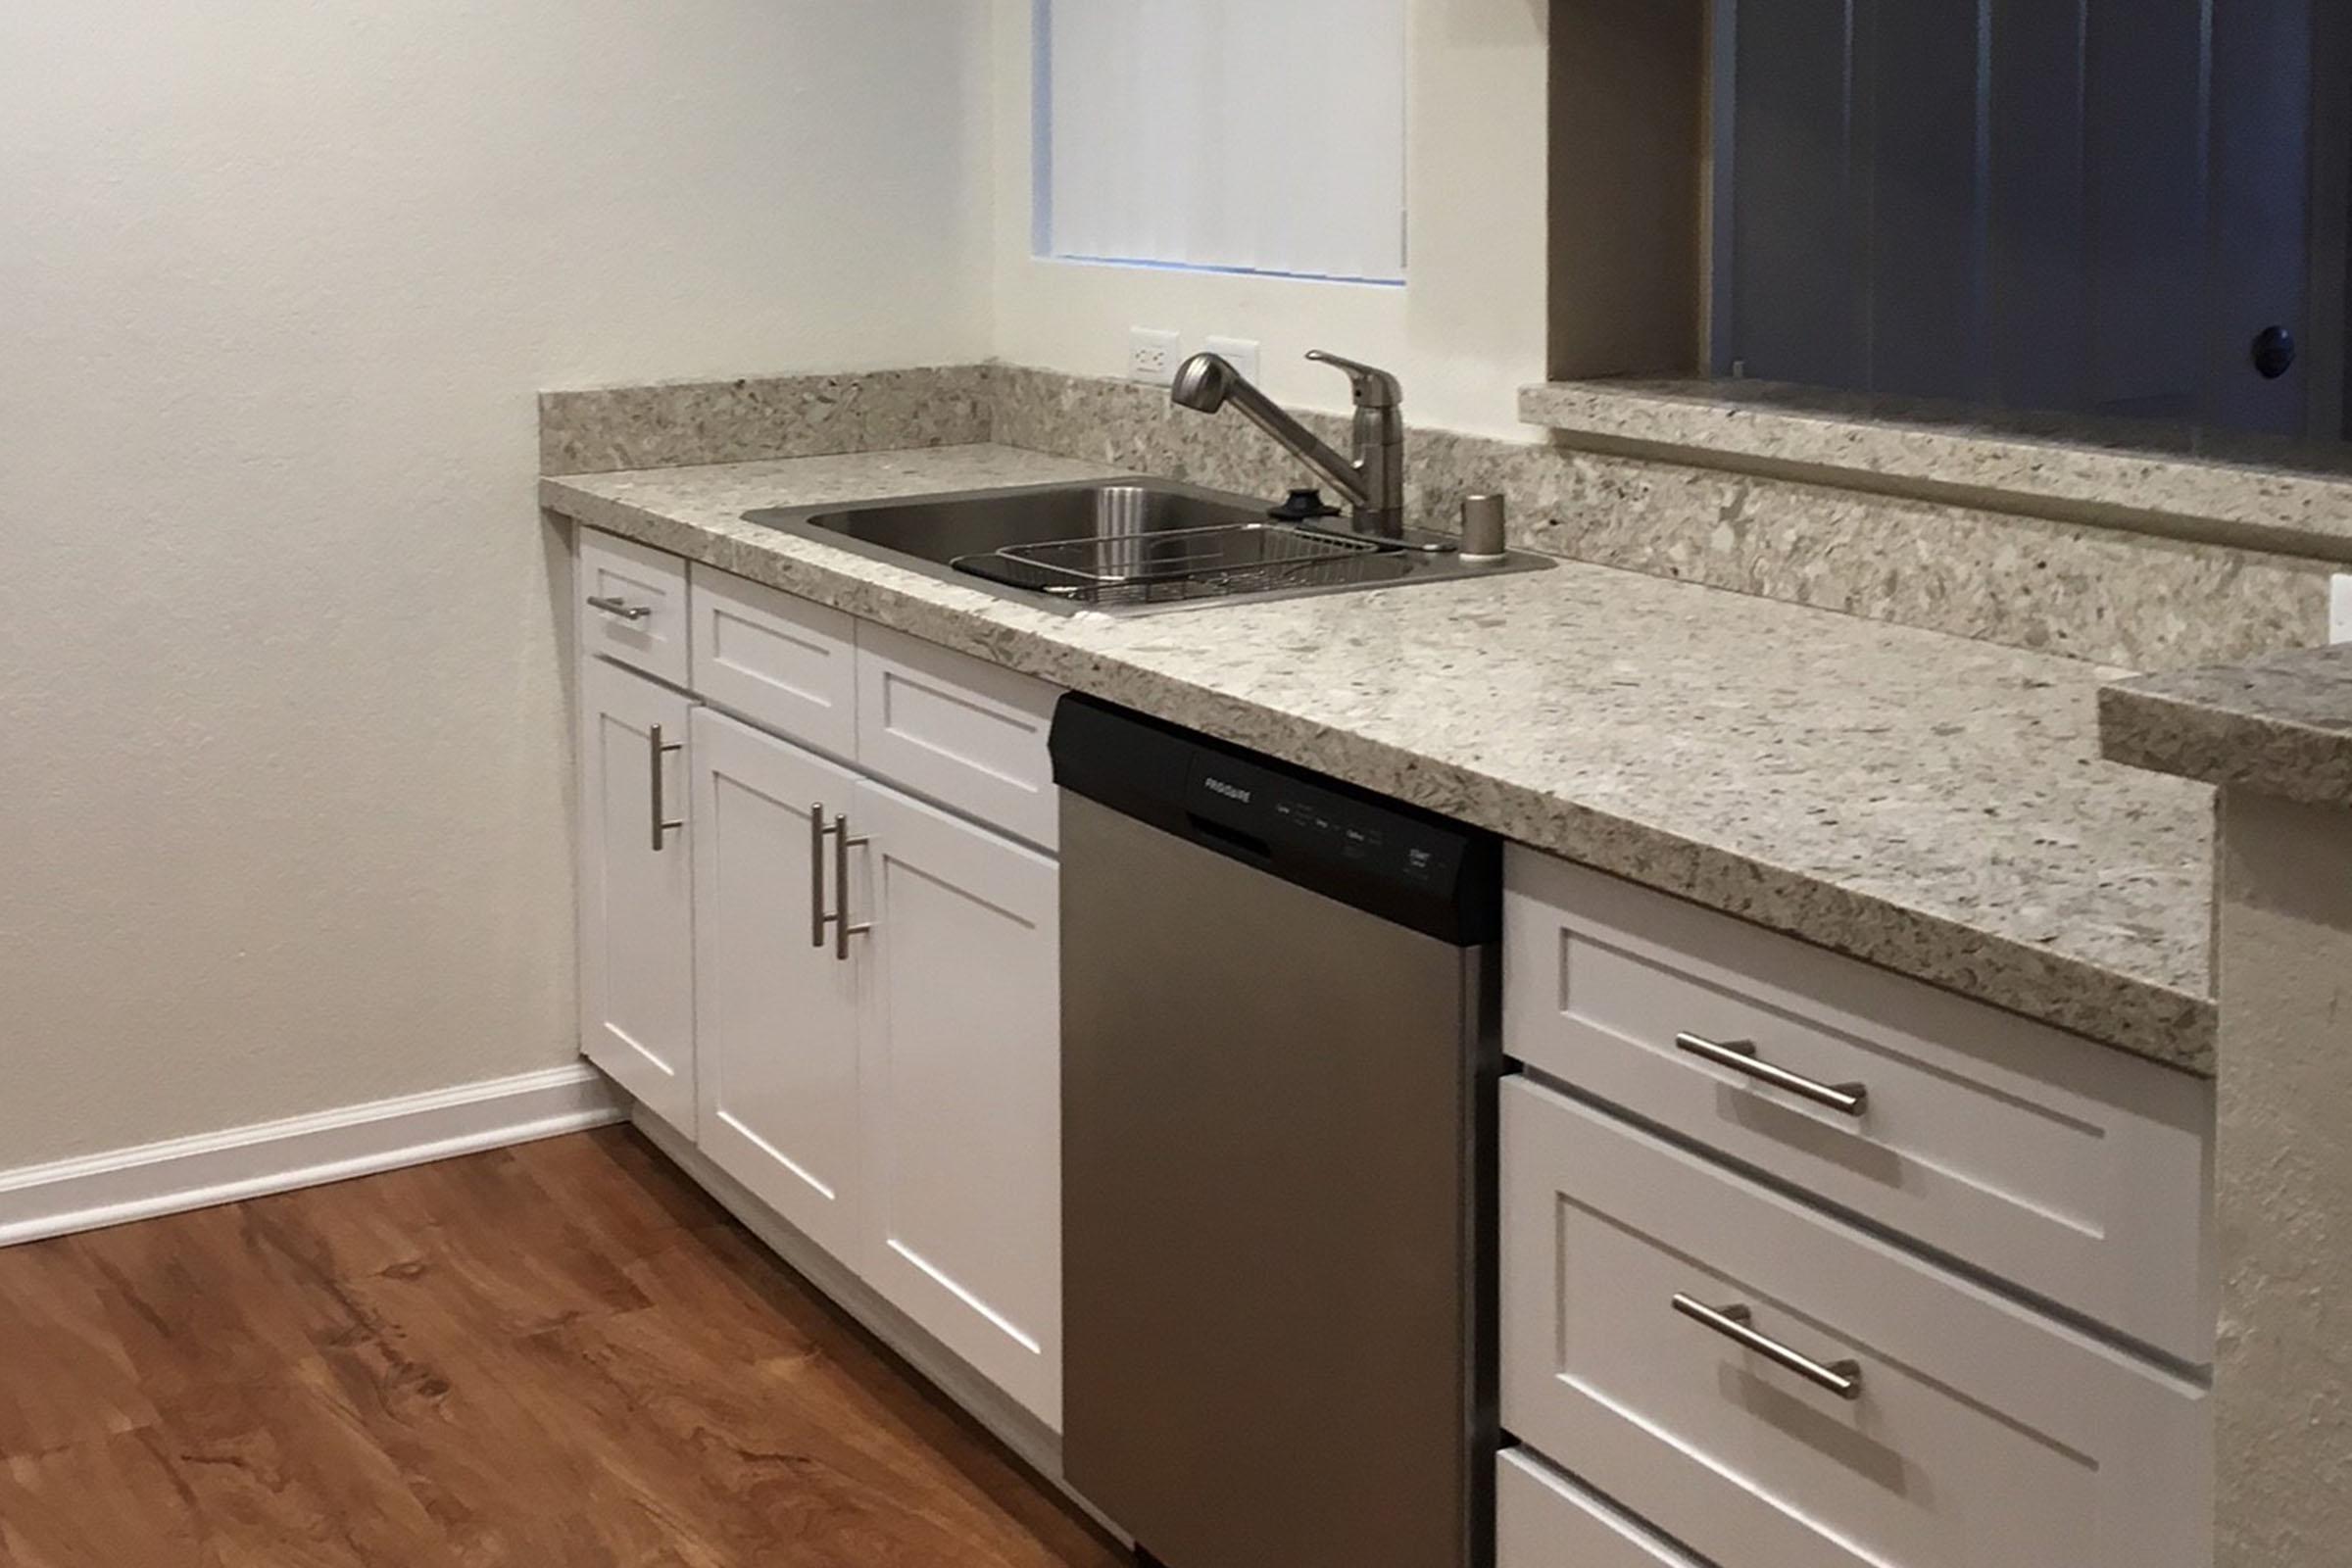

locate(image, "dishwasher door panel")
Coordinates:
1060 791 1494 1568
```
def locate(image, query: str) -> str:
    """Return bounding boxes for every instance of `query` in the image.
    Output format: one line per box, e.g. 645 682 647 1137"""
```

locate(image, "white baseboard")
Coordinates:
0 1062 626 1249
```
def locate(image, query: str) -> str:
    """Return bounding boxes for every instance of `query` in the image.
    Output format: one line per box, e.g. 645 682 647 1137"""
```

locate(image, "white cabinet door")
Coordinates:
578 656 697 1131
850 775 1062 1426
690 709 865 1262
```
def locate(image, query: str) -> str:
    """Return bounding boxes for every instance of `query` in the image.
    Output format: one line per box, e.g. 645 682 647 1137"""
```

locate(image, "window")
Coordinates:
1712 0 2351 441
1036 0 1408 284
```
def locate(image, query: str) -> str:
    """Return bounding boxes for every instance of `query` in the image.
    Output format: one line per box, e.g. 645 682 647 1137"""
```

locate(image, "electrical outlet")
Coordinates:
2332 574 2352 644
1205 335 1261 383
1128 327 1181 386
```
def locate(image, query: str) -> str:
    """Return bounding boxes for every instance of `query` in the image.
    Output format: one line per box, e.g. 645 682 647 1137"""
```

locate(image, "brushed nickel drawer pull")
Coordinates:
587 595 655 621
1675 1032 1868 1116
1672 1295 1864 1401
648 724 685 852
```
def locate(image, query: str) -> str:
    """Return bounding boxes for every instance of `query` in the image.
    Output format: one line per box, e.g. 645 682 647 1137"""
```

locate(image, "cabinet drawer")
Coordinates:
577 528 690 686
689 565 858 760
1501 1078 2210 1568
1497 1449 1704 1568
856 622 1061 850
1502 850 2214 1364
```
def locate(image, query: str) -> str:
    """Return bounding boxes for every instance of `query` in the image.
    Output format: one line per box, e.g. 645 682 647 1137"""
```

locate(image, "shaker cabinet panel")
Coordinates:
852 775 1063 1427
1502 848 2215 1365
1496 1450 1705 1568
855 621 1061 852
1501 1078 2211 1568
578 656 698 1132
690 709 865 1263
578 528 691 687
688 565 859 761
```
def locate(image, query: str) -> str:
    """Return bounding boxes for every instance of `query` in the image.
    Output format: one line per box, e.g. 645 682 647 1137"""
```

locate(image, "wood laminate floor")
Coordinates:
0 1126 1129 1568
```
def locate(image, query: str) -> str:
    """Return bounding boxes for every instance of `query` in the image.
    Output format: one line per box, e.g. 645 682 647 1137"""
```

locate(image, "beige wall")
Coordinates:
991 0 1552 440
2213 790 2352 1567
0 3 993 1170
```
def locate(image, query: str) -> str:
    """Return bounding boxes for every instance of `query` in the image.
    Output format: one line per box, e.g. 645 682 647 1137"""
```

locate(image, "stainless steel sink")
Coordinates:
743 478 1548 614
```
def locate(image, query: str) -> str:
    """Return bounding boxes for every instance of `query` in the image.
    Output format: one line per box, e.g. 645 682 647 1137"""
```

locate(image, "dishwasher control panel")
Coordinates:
1188 754 1467 892
1050 693 1498 945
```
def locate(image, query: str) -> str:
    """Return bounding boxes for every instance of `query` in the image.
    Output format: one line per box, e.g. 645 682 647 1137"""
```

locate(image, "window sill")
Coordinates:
1519 377 2352 566
1031 253 1406 289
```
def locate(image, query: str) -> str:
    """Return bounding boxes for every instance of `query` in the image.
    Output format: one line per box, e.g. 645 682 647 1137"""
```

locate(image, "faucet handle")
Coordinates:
1305 350 1402 411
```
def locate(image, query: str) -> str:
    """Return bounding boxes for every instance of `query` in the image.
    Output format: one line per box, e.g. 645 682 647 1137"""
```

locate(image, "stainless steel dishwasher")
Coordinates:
1052 695 1501 1568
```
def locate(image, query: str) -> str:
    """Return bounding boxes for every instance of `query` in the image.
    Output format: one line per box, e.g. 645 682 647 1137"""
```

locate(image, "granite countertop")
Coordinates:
2102 645 2352 808
1521 377 2352 565
543 443 2221 1074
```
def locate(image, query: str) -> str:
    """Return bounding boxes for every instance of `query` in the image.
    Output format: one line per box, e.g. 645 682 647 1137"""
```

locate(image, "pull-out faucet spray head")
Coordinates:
1170 352 1237 414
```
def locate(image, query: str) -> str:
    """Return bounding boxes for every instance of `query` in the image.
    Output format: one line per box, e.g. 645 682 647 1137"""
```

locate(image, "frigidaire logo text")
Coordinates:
1201 776 1252 804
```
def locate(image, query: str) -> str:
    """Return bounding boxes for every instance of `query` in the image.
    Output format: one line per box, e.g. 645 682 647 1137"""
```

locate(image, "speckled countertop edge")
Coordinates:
541 445 2222 1076
2102 645 2352 809
1521 378 2352 562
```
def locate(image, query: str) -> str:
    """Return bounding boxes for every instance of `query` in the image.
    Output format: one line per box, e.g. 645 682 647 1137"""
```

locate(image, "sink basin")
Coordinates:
743 478 1548 614
752 480 1268 567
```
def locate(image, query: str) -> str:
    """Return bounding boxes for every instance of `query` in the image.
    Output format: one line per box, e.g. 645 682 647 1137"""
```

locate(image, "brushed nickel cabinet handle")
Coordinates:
1675 1032 1868 1116
587 595 655 621
1672 1295 1863 1401
810 804 831 950
648 724 685 852
811 807 871 959
831 811 871 962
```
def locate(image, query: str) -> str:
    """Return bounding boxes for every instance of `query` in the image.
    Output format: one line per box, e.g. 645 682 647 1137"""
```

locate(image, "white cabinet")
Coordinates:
1496 844 2219 1565
690 709 864 1262
689 736 1063 1425
571 531 1065 1429
1500 1077 2211 1568
853 778 1062 1425
1503 850 2216 1365
577 655 698 1132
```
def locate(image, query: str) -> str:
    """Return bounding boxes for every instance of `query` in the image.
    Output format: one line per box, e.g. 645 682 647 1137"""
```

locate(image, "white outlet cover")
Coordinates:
2332 574 2352 644
1205 335 1261 383
1129 327 1181 387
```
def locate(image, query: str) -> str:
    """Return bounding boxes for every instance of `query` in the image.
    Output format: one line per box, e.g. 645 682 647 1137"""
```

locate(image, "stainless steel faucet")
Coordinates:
1170 350 1406 539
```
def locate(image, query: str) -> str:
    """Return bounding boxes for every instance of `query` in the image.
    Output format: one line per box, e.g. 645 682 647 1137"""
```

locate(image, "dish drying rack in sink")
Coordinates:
953 522 1397 609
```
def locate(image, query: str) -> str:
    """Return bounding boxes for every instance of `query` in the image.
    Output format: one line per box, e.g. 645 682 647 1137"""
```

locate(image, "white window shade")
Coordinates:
1040 0 1408 283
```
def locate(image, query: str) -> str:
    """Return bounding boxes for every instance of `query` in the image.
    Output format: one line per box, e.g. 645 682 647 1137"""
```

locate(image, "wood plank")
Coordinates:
614 1226 1119 1566
161 1359 460 1568
0 1131 1121 1568
0 1429 222 1568
69 1205 340 1439
504 1124 731 1266
0 1235 160 1460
